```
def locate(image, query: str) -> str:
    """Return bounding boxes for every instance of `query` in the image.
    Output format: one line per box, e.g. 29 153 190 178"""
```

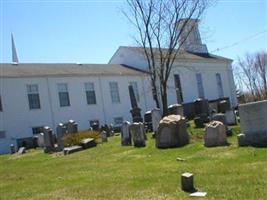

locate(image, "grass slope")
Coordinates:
0 123 266 200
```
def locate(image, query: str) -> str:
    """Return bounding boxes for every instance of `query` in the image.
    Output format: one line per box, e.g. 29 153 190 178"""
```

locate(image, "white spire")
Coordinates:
11 33 19 63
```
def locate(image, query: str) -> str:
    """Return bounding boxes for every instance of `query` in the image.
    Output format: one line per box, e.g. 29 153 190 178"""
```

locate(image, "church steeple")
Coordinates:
11 33 19 63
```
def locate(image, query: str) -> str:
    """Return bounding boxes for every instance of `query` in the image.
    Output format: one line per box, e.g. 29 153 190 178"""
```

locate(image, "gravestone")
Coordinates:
37 133 45 147
32 135 39 148
204 121 227 147
121 121 132 146
237 133 249 146
225 110 237 125
168 104 184 116
151 108 162 133
218 99 231 113
193 98 209 128
17 147 26 154
43 126 55 153
80 138 97 149
10 144 15 154
238 100 267 147
128 85 143 122
212 113 226 124
156 115 189 148
67 120 78 134
57 123 67 150
101 131 108 142
209 100 218 114
129 122 146 147
181 172 194 192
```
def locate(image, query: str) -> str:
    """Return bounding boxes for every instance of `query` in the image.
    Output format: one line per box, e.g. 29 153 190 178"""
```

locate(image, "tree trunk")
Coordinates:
161 83 168 117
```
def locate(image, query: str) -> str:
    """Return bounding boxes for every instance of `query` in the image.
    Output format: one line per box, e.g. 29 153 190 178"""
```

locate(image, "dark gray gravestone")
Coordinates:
129 85 143 123
43 126 55 153
10 144 15 154
181 172 194 192
57 123 67 150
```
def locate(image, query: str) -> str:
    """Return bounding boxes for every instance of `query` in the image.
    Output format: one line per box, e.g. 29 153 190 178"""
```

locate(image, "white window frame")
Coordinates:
27 84 41 109
57 83 70 107
85 82 97 105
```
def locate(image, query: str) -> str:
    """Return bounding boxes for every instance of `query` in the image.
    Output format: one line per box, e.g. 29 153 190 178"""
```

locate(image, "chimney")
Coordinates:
177 19 208 53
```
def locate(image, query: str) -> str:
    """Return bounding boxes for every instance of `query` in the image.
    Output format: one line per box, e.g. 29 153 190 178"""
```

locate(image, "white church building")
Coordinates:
0 20 237 154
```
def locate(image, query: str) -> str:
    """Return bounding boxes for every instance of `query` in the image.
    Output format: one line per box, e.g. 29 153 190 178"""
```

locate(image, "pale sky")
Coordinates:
0 0 266 64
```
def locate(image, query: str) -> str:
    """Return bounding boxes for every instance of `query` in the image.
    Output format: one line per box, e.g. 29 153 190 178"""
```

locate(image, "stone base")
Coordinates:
80 138 97 149
63 145 83 155
238 132 267 147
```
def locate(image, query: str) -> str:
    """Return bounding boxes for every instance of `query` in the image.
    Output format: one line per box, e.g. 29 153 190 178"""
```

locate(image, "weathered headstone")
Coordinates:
121 121 132 146
101 131 108 142
80 138 97 149
151 108 162 133
57 123 67 150
67 120 78 134
10 144 15 154
37 133 45 147
204 121 227 147
168 104 184 116
17 147 26 154
237 133 249 146
193 98 209 128
212 113 226 124
63 145 83 155
129 122 146 147
239 100 267 147
43 126 55 153
129 85 143 122
181 172 194 192
156 115 189 148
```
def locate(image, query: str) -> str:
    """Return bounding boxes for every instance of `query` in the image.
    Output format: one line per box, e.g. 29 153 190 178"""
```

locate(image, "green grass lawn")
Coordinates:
0 123 266 200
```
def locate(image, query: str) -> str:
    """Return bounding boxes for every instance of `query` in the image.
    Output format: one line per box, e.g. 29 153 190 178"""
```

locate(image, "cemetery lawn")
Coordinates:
1 123 267 200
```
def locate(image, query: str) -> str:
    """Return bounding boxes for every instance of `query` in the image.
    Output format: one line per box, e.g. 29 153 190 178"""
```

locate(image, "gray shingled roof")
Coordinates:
0 63 147 78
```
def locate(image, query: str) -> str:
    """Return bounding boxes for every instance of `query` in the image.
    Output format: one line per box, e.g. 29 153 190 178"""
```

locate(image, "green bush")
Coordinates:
63 130 100 147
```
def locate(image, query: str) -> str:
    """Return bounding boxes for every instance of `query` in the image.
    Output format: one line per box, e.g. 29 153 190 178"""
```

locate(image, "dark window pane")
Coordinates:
59 92 70 107
174 74 183 103
86 91 96 104
28 94 41 109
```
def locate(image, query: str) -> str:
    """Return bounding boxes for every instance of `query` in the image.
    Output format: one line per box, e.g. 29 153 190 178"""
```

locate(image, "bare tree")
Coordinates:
124 0 210 116
235 51 267 102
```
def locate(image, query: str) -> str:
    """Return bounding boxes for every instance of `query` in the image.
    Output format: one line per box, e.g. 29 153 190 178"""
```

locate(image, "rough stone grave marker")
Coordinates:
129 122 146 147
204 121 227 147
121 121 132 146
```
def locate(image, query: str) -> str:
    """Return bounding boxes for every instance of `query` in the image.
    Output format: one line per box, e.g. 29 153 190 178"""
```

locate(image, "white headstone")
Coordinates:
151 108 162 133
121 121 131 146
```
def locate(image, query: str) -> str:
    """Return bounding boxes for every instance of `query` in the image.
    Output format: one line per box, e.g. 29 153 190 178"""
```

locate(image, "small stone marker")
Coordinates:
204 121 227 147
17 147 26 154
225 110 237 125
101 131 108 142
57 123 67 150
43 126 55 153
181 172 194 192
10 144 15 154
168 104 184 116
237 133 249 146
190 192 207 197
63 145 83 155
80 138 97 149
37 133 45 147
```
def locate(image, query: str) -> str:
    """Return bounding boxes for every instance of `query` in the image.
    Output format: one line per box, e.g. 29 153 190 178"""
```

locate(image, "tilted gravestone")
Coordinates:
129 122 146 147
168 104 184 116
80 138 97 149
204 121 227 147
238 100 267 147
151 108 162 133
17 147 26 154
43 126 55 153
57 123 67 150
121 121 132 146
156 115 189 148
